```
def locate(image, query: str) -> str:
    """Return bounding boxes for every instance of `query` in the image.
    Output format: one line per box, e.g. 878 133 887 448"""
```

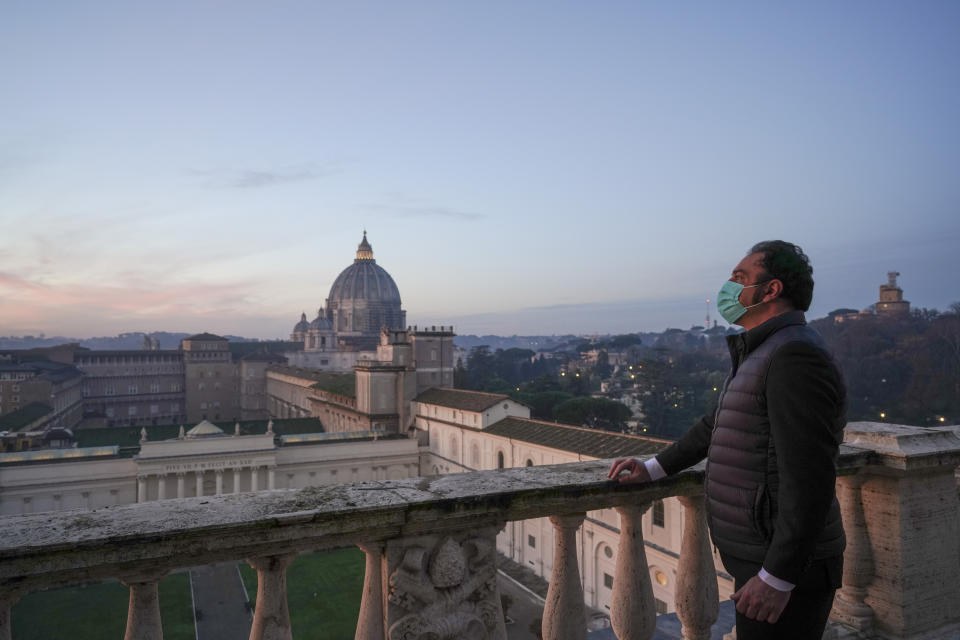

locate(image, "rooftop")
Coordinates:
485 416 670 459
415 387 520 412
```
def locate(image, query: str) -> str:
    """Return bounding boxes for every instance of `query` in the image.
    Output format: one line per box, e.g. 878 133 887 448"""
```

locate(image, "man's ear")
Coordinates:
763 279 783 302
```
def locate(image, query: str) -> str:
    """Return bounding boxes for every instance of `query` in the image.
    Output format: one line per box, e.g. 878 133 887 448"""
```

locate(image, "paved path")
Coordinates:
498 571 545 640
190 562 253 640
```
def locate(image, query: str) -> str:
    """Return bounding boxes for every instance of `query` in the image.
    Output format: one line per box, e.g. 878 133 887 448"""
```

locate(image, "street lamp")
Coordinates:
880 412 886 419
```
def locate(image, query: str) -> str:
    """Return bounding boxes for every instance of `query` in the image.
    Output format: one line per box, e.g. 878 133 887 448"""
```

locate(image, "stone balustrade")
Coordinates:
0 422 958 640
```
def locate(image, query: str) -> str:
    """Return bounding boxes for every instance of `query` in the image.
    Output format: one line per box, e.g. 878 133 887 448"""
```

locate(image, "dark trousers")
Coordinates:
722 554 842 640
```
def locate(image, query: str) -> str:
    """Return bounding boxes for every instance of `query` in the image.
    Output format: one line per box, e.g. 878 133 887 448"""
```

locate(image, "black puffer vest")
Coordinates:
705 317 845 564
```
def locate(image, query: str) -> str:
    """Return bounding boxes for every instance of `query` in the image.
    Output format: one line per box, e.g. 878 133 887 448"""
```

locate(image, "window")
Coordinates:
653 500 665 528
497 451 505 469
149 383 160 393
105 385 115 396
150 404 159 414
106 407 115 418
198 383 205 390
200 402 208 409
12 384 20 392
128 406 137 416
525 459 534 467
528 535 536 549
128 385 138 394
603 573 614 589
170 403 178 412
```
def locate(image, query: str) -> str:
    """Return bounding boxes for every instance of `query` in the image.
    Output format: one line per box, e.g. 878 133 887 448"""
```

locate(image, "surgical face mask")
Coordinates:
717 280 768 324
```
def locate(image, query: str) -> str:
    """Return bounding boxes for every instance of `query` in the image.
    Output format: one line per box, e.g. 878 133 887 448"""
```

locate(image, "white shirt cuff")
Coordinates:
643 457 667 481
758 567 795 591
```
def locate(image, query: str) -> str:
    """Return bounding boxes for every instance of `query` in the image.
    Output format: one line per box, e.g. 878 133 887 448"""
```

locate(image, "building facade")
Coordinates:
0 419 419 516
74 349 186 428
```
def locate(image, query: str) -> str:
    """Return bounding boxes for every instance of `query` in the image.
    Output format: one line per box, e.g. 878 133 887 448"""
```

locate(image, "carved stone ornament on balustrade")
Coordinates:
384 525 507 640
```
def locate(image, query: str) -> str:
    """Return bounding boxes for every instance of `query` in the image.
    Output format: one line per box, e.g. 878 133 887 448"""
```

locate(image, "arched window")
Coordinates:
525 459 534 467
497 451 505 469
471 443 480 467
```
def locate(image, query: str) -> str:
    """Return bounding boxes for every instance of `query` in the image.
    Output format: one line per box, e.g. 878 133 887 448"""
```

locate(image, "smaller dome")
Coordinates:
310 311 333 330
186 420 226 438
293 312 309 333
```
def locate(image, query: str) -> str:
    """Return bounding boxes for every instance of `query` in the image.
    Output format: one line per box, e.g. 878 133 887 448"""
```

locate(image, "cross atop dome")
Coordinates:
356 230 375 262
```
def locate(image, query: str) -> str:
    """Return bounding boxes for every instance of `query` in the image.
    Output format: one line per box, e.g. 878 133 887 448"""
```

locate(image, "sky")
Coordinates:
2 1 958 339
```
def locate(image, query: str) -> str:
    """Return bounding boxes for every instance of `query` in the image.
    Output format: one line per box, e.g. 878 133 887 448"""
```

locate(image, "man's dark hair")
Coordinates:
749 240 814 311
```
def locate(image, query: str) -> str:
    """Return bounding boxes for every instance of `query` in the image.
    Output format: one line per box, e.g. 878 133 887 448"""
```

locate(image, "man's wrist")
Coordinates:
643 457 667 481
758 567 794 592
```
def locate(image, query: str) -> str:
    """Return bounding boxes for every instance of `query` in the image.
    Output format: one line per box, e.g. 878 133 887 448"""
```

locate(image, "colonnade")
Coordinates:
136 466 276 502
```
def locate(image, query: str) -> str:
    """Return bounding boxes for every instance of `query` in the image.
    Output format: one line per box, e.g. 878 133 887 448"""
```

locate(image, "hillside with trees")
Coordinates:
453 304 960 439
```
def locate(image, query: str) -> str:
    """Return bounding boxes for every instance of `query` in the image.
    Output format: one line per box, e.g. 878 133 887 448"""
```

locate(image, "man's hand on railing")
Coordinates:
607 457 652 484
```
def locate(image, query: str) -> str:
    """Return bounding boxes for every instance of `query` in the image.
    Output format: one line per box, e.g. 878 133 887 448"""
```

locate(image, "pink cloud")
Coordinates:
0 270 288 337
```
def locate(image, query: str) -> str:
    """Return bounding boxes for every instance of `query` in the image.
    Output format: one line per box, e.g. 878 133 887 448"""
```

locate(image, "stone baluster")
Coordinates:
121 571 167 640
675 495 719 640
234 468 243 493
215 470 223 495
248 553 297 640
268 467 276 490
0 587 22 640
195 471 204 497
355 543 385 640
610 505 656 640
383 525 506 640
157 474 166 500
543 514 587 640
829 472 874 635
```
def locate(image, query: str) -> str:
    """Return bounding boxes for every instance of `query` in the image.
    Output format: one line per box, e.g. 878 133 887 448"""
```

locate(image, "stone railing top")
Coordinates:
0 459 702 590
842 421 960 471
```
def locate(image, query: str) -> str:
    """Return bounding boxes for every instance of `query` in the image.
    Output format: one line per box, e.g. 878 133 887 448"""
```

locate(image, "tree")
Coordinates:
594 350 612 379
555 397 632 431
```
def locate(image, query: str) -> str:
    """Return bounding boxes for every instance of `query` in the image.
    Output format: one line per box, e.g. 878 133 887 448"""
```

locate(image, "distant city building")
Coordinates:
74 348 186 428
288 232 407 371
0 357 83 439
877 271 910 316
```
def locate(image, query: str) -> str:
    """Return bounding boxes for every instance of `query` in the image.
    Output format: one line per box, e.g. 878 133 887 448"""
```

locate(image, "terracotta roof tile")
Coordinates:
485 416 669 459
415 388 516 412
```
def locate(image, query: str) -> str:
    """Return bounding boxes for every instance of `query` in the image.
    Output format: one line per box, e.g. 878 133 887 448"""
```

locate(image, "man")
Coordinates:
608 241 846 640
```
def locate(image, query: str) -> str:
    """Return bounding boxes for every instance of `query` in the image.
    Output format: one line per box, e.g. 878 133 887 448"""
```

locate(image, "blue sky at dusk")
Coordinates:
2 1 958 338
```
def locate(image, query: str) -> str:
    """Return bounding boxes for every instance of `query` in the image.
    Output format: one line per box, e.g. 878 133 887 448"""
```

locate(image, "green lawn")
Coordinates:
12 571 195 640
238 547 364 640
